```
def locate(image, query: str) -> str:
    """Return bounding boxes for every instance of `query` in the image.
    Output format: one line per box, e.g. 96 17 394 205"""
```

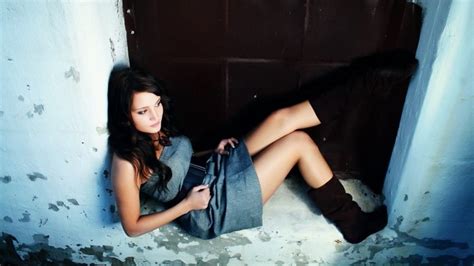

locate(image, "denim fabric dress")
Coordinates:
140 135 263 239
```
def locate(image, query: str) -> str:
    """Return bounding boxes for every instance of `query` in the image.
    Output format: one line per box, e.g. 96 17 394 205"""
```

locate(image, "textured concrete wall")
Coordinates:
384 0 474 249
1 0 473 265
0 0 131 264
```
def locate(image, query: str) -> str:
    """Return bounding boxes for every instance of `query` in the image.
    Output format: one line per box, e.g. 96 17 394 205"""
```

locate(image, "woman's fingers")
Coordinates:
228 138 238 148
193 184 208 192
216 148 229 155
186 185 211 210
215 137 239 153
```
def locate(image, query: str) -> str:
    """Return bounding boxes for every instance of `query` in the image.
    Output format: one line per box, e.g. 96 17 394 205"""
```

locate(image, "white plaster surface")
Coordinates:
1 0 473 265
384 0 474 245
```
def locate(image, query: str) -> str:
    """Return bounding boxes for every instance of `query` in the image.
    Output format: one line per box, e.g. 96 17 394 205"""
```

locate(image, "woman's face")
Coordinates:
130 91 163 134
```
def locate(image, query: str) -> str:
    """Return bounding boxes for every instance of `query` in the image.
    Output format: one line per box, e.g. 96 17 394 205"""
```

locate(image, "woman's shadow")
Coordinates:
97 152 121 226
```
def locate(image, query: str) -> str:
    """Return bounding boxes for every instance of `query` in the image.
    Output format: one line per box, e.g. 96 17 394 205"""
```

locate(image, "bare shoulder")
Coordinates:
111 153 136 182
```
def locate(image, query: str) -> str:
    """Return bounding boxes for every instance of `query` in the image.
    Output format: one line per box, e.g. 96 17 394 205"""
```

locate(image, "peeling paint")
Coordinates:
18 211 30 222
3 216 13 223
404 194 408 201
105 188 113 196
26 111 33 118
152 225 252 256
257 230 271 242
161 260 186 266
64 66 80 83
32 196 38 201
33 104 44 115
18 95 24 101
427 255 474 264
96 126 108 135
27 172 47 181
57 201 70 210
48 203 60 212
67 199 79 205
92 147 98 152
1 232 136 265
109 38 116 62
293 249 311 265
195 253 243 265
0 111 4 117
78 245 135 265
103 170 110 178
1 175 12 183
384 254 474 265
33 234 50 244
415 217 430 224
39 218 48 227
340 216 470 264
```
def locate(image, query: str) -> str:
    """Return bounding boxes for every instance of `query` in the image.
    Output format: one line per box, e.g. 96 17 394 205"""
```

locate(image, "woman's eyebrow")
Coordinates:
132 98 161 111
131 106 146 111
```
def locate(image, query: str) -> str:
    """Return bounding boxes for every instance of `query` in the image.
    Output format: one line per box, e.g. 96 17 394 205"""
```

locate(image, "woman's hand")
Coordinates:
215 137 239 155
185 185 211 211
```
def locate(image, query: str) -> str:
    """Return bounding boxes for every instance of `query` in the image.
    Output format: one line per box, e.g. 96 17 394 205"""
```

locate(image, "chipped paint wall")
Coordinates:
384 0 474 252
0 0 132 264
1 0 473 264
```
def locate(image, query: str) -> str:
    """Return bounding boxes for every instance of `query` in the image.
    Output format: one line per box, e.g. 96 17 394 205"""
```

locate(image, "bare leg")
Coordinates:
247 131 332 203
248 131 388 243
245 100 321 156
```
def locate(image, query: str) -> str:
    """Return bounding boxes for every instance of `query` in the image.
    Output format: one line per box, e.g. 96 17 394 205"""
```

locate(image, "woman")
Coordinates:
107 50 417 244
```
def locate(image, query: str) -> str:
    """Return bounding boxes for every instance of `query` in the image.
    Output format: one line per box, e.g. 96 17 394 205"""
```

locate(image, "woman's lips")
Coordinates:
151 121 161 128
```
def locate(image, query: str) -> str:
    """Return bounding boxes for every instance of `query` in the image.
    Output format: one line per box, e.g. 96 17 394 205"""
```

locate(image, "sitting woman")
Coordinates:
107 50 417 244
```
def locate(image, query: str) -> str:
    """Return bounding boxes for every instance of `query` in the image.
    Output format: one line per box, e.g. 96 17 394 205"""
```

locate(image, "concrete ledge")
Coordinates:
2 175 472 264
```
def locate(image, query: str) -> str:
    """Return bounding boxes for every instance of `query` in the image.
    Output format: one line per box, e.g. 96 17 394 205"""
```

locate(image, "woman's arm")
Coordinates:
111 154 210 237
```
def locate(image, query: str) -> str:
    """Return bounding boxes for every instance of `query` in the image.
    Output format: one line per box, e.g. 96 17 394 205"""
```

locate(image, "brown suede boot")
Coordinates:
308 176 388 244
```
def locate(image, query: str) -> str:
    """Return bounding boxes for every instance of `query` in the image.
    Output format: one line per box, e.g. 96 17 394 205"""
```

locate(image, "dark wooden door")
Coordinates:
122 0 421 193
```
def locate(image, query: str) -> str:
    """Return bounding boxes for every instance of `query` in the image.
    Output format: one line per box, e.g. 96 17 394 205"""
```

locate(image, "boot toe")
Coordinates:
342 205 388 244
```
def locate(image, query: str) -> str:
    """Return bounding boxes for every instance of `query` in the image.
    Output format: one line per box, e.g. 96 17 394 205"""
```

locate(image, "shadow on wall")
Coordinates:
98 152 121 225
429 139 474 242
97 64 132 226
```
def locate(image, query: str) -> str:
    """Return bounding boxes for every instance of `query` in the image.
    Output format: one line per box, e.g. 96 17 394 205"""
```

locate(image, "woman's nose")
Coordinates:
149 109 158 121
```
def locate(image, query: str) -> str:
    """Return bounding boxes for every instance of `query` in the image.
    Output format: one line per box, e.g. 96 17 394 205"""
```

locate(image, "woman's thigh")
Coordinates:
250 131 310 203
244 100 321 156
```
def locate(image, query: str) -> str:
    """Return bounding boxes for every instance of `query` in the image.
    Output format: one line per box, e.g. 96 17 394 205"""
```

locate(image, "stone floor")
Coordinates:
126 173 471 265
3 173 471 265
125 174 421 265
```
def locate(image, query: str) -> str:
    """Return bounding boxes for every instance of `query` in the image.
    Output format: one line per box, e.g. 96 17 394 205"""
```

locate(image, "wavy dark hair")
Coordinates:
107 67 179 192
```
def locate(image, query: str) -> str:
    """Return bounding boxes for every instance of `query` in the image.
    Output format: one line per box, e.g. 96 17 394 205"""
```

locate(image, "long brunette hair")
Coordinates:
107 67 178 191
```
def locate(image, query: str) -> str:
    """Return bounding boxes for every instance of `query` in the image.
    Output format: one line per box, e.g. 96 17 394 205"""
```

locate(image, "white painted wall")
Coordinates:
0 0 130 263
385 0 474 245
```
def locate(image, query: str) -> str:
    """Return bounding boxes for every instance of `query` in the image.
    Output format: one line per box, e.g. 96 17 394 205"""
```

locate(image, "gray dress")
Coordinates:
140 136 263 239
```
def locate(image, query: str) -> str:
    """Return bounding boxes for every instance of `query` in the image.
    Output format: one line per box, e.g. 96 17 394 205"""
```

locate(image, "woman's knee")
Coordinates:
269 102 320 132
283 131 317 151
267 107 296 133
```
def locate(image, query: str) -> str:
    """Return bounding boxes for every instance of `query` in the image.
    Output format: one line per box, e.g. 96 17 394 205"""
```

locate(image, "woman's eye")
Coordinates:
137 110 147 115
155 100 161 107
